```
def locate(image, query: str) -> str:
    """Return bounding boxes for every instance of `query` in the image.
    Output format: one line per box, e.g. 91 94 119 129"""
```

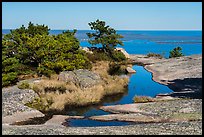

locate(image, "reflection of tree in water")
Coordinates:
65 105 99 116
100 89 128 104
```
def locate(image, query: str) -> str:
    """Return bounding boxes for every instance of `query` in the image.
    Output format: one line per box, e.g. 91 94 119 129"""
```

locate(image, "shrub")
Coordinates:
2 22 92 87
147 53 163 59
169 46 184 58
2 57 21 87
86 48 126 62
2 72 18 87
111 50 127 61
25 97 53 112
17 81 30 89
108 62 126 75
86 50 112 62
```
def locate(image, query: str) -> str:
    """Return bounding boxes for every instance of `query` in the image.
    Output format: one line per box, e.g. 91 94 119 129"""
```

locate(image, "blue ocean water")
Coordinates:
2 30 202 58
78 30 202 58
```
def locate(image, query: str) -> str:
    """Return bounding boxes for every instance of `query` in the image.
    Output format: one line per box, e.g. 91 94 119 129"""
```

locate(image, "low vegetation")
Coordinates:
2 22 91 87
86 49 127 63
108 62 127 75
17 81 30 89
26 61 129 111
169 46 184 58
25 97 54 112
147 53 164 59
133 96 155 103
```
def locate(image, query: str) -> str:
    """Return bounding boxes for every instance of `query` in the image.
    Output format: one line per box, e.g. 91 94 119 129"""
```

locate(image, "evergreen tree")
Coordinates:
169 46 184 58
87 19 124 53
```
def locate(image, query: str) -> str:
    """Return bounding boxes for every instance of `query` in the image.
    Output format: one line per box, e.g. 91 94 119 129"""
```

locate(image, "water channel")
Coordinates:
65 65 174 127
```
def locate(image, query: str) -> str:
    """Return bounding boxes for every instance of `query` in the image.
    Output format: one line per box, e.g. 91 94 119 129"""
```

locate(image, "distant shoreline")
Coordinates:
2 29 202 31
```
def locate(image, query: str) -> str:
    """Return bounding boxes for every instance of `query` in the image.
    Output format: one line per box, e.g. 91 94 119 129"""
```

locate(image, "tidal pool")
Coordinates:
65 65 174 127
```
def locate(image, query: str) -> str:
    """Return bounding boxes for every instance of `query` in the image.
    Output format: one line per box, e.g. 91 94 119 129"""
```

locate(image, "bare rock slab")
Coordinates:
89 113 162 123
100 103 145 114
115 47 130 59
58 69 102 89
2 110 45 125
126 67 136 73
44 115 84 126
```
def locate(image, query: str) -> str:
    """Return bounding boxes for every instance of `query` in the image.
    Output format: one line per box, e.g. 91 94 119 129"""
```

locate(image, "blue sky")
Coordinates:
2 2 202 30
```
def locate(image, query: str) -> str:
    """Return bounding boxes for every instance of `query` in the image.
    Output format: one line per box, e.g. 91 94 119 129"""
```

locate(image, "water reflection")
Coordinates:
65 89 128 116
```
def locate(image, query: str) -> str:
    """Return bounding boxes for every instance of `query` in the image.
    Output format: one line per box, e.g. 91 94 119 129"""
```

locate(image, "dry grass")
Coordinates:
133 96 155 103
104 76 129 95
92 61 129 95
30 61 129 111
46 85 105 110
32 83 105 110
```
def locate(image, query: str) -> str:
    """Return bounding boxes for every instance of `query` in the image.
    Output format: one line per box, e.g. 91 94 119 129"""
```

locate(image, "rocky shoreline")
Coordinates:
2 121 202 135
130 54 202 99
2 53 202 135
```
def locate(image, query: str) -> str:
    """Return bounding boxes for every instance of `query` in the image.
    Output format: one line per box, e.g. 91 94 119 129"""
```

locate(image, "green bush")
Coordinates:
2 22 92 87
108 62 126 75
86 48 126 62
17 81 30 89
169 46 184 58
86 50 112 62
2 72 18 87
25 97 53 112
111 50 127 62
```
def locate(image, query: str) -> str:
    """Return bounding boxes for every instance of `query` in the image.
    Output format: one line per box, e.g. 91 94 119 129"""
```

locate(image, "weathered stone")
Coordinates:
89 113 162 123
169 113 202 122
44 115 84 126
115 47 130 59
2 110 45 125
126 67 136 73
100 104 145 114
81 47 93 54
58 69 102 89
179 108 195 113
73 69 102 89
58 71 76 83
130 54 202 99
2 86 40 117
129 54 164 65
155 95 178 101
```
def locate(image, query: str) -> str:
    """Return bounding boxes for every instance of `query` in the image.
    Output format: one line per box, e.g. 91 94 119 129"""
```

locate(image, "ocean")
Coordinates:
2 29 202 58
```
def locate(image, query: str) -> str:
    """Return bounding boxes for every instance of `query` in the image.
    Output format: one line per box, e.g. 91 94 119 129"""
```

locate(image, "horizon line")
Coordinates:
2 28 202 31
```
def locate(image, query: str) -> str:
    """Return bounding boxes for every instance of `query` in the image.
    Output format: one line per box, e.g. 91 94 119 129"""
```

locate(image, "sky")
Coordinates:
2 2 202 30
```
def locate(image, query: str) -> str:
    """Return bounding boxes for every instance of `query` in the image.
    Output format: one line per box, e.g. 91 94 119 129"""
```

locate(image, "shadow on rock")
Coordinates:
167 78 202 99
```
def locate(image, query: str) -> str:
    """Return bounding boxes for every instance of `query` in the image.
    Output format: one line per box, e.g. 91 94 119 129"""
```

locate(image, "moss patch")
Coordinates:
170 112 202 122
